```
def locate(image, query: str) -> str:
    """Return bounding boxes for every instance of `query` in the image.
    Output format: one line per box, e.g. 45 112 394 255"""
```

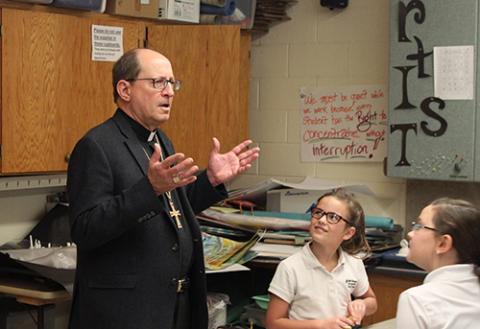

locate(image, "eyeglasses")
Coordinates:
127 77 181 91
310 207 351 225
411 221 439 232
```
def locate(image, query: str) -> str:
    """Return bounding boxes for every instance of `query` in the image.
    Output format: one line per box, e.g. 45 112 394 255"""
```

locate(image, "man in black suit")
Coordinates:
67 48 259 329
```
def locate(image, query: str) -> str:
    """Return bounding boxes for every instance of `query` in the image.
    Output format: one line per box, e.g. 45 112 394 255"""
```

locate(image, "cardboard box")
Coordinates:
106 0 199 23
266 188 399 219
266 189 324 214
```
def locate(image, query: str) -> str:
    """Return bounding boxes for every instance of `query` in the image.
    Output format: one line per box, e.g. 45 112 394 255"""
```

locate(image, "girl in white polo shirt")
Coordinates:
266 189 377 329
396 198 480 329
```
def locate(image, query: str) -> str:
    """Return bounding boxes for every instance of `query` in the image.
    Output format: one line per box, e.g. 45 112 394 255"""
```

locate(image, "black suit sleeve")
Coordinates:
157 129 228 214
67 136 163 251
185 171 228 214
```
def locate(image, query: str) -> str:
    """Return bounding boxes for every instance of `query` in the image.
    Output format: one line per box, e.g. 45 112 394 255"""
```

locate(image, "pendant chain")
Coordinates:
142 136 183 229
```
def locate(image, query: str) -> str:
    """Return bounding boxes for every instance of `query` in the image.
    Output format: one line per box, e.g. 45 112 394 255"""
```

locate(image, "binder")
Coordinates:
10 0 54 3
52 0 107 13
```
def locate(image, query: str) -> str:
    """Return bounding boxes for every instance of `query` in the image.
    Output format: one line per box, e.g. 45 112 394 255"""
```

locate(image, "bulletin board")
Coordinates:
387 0 478 181
300 85 387 162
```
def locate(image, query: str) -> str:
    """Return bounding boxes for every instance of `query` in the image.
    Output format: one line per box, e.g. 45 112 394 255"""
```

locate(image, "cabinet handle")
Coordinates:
65 153 71 162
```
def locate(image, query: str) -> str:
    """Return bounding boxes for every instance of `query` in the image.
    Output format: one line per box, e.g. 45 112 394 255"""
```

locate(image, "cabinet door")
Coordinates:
1 8 142 174
362 273 422 325
387 0 478 181
146 25 248 168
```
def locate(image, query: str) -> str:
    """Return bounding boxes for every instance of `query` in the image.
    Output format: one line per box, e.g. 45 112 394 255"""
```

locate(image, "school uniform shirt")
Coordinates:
396 264 480 329
268 242 369 320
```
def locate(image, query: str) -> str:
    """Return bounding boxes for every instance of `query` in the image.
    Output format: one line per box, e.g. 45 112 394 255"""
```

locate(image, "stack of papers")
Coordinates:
366 224 403 251
200 208 310 231
250 242 302 259
202 231 261 271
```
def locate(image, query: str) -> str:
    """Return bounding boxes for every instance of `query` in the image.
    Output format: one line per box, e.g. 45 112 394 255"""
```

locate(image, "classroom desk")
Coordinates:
365 318 395 329
0 276 70 329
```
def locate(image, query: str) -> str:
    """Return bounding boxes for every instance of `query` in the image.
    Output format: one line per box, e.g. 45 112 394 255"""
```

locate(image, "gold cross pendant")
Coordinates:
168 201 183 229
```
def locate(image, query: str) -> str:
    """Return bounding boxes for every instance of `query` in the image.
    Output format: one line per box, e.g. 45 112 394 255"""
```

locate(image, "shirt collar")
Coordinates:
424 263 476 284
303 242 346 271
119 110 155 143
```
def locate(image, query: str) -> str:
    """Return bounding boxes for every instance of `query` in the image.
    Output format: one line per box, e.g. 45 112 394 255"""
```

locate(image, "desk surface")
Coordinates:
365 318 395 329
0 277 70 306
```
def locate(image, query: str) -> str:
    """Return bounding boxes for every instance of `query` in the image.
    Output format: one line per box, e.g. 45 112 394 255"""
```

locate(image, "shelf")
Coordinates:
0 175 66 192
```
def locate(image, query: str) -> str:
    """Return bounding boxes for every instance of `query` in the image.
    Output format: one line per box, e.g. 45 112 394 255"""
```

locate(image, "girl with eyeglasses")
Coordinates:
266 189 377 329
396 198 480 329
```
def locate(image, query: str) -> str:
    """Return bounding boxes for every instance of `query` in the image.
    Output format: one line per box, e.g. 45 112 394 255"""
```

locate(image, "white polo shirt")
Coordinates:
268 243 369 320
396 264 480 329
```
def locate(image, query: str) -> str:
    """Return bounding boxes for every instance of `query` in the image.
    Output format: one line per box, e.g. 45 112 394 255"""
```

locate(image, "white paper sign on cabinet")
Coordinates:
91 24 124 62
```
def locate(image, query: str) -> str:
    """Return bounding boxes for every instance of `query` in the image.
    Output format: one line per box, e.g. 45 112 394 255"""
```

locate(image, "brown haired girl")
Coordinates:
396 198 480 329
266 189 377 329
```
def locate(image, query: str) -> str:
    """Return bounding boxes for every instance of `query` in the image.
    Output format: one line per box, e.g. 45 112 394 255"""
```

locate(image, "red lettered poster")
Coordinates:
300 85 387 162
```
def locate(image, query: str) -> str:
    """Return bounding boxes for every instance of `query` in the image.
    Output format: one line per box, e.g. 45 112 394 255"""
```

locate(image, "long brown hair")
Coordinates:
430 198 480 281
316 189 370 255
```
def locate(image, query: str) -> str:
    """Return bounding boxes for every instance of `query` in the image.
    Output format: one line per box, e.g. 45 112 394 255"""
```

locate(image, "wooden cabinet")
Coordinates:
0 6 249 174
362 272 423 326
148 25 249 168
1 7 143 174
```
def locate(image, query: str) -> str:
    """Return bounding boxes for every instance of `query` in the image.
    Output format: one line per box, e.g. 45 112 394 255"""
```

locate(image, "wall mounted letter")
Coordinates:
420 97 447 137
406 36 432 78
393 66 417 109
398 0 426 42
390 123 417 166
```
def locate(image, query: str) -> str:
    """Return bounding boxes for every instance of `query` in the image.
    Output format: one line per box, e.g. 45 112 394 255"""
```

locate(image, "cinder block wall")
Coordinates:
229 0 408 227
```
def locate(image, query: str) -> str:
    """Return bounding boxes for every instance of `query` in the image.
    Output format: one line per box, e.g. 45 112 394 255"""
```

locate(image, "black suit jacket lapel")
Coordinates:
154 128 174 158
112 109 150 176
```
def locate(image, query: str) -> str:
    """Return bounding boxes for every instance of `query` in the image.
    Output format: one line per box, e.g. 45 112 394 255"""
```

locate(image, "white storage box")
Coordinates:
106 0 200 23
266 188 325 213
266 188 400 220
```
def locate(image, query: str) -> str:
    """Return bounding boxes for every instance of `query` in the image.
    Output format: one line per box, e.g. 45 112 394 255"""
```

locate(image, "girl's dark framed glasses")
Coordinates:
310 207 352 225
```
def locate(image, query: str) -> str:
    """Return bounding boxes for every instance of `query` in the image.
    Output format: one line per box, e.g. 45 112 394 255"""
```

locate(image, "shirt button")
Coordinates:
171 243 179 251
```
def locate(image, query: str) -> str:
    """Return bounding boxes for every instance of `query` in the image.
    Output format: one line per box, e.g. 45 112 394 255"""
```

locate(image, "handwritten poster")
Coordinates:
300 85 387 162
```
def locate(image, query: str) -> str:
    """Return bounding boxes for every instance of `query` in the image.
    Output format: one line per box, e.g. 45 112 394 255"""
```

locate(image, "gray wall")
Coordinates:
406 180 480 229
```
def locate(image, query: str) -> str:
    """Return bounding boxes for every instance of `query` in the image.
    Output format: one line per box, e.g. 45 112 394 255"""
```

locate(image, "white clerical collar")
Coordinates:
147 131 156 142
